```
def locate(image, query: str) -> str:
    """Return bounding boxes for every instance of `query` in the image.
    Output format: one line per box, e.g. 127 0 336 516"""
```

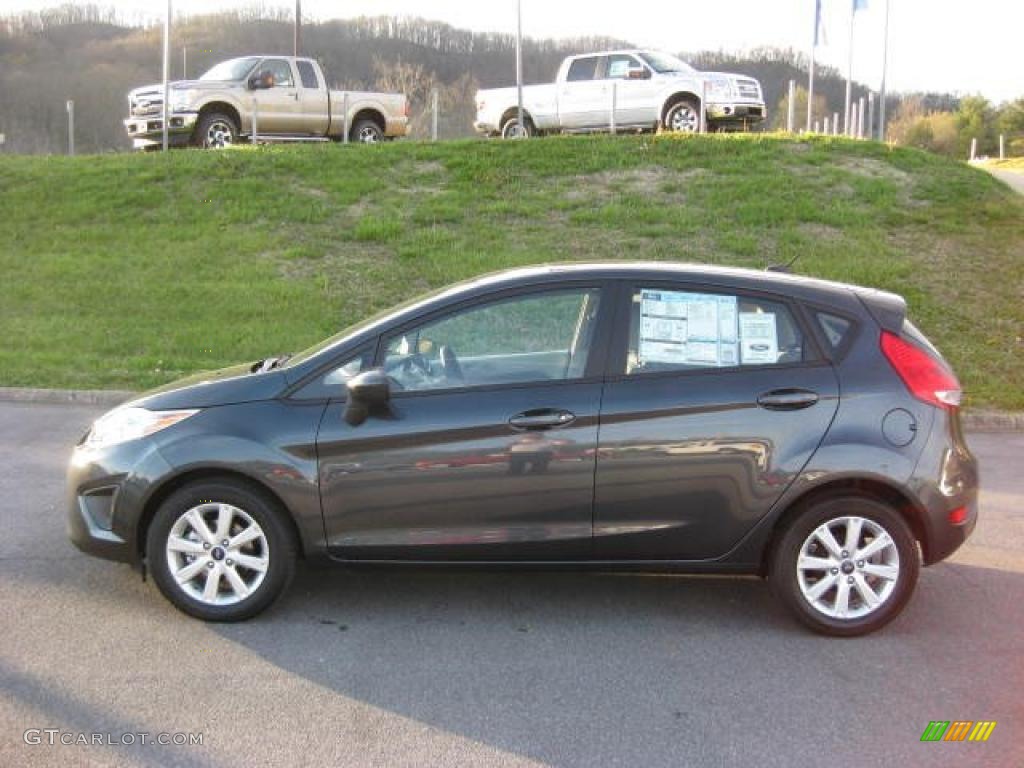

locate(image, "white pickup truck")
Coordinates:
125 56 409 149
474 50 765 138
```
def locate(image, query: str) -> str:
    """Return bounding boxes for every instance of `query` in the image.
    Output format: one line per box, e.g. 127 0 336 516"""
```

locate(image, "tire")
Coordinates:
351 119 384 144
146 479 296 621
769 496 919 636
663 99 702 133
500 115 533 139
193 112 238 149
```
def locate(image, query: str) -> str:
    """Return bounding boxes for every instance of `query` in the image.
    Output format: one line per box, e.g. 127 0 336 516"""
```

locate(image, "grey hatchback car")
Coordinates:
68 263 978 635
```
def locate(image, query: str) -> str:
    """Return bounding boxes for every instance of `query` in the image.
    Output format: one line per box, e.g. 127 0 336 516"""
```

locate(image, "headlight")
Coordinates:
84 408 198 449
705 78 733 99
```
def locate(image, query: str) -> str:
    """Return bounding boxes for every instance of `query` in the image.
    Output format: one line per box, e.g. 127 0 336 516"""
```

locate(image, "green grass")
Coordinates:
2 134 1022 409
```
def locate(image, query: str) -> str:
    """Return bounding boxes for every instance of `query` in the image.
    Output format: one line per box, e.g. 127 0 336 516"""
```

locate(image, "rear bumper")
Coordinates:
384 116 410 138
124 113 197 148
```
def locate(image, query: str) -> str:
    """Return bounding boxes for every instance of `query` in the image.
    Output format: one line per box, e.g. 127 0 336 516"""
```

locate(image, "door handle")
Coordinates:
508 409 576 430
757 389 819 411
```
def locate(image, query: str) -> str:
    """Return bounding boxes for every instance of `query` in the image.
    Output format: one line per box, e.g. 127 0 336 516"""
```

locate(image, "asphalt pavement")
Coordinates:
1 401 1021 768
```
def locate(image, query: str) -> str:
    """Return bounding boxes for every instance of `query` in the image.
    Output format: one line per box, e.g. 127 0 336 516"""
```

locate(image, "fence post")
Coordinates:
252 97 258 143
430 88 439 141
833 112 839 136
66 100 75 156
867 93 875 141
699 81 708 133
786 79 795 133
858 96 866 138
850 102 858 138
342 91 350 144
610 81 618 135
999 134 1005 160
823 117 829 134
814 120 820 134
970 137 977 162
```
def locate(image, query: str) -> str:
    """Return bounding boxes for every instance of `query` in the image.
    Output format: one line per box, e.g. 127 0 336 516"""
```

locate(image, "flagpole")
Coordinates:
806 2 817 132
878 0 891 140
844 0 854 136
161 0 171 152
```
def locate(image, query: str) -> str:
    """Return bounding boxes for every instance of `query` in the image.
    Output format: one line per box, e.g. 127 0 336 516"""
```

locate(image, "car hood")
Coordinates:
129 80 239 98
125 363 288 411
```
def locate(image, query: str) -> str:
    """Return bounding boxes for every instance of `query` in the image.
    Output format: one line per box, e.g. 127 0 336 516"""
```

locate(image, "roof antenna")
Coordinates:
767 253 800 273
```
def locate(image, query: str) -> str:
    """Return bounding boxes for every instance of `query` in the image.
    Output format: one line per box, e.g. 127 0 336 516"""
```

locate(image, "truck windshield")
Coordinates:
199 57 260 82
638 52 696 75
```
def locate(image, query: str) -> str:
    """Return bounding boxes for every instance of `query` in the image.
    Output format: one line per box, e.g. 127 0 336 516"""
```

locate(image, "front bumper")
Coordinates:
706 102 766 123
124 112 198 148
67 439 173 565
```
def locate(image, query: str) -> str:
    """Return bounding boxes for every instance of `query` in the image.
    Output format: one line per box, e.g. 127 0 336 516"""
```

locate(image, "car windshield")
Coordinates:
199 57 260 82
638 51 696 75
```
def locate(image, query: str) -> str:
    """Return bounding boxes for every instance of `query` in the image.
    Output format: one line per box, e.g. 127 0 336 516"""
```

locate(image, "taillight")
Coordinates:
880 331 962 410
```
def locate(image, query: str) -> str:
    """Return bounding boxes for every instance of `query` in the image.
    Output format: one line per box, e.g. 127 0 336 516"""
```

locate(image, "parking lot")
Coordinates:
1 400 1021 767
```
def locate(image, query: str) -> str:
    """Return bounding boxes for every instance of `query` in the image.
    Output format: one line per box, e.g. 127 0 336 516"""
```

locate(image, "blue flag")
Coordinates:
814 0 828 46
853 0 868 10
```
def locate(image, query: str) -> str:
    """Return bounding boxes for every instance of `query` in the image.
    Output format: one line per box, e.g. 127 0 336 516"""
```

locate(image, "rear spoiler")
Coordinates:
854 289 906 334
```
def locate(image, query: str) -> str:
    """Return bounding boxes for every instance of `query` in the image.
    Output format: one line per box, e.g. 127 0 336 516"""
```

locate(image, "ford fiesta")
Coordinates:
68 263 978 635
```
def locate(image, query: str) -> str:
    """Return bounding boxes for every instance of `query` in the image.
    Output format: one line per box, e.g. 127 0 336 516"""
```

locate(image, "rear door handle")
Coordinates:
757 389 819 411
509 409 576 430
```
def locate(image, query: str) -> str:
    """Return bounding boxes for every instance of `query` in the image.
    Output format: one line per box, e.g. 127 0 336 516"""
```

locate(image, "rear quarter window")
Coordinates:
815 312 853 351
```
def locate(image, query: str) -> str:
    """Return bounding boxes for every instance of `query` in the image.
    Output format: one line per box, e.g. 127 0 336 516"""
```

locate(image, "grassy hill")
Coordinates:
1 134 1022 409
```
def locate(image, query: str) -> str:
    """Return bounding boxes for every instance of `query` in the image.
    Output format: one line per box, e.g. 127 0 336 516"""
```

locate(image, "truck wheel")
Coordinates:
500 116 533 139
664 99 702 133
194 112 238 149
351 119 384 144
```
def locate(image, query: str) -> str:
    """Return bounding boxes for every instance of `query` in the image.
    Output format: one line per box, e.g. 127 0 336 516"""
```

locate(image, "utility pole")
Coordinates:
844 0 854 136
294 0 301 57
162 0 171 152
878 0 891 140
515 0 524 138
807 0 822 132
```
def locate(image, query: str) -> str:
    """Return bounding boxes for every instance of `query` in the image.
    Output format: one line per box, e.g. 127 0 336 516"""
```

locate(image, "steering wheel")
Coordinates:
439 345 464 384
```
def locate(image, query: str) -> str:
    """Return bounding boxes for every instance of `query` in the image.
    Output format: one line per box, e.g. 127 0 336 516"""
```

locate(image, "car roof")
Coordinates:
454 261 894 307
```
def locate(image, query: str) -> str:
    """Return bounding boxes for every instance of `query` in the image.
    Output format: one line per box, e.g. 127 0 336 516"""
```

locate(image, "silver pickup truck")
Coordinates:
475 50 765 138
125 56 409 149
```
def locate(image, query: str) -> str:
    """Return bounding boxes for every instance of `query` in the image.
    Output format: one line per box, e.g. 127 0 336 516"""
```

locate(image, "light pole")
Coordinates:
162 0 171 152
515 0 524 138
294 0 301 57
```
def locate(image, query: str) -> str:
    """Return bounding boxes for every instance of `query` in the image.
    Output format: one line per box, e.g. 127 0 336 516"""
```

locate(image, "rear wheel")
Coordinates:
193 112 238 149
146 480 296 621
769 496 919 636
351 119 384 144
500 115 533 139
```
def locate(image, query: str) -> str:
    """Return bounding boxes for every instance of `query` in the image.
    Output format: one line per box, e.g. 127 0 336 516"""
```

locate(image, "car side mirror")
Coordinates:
627 66 651 80
344 369 390 426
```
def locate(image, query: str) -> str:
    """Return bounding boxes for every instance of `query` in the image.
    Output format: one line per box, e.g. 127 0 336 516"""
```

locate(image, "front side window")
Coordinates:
606 54 641 80
626 288 804 374
566 57 600 82
261 59 295 88
200 57 260 82
384 289 602 392
292 347 374 400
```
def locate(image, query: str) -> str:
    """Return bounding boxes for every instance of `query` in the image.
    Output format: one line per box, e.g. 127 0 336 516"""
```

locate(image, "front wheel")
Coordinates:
769 496 919 636
664 99 702 133
193 112 238 149
146 480 296 621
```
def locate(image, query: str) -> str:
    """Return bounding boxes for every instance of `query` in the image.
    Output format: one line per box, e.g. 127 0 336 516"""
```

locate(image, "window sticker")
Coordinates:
739 312 779 364
637 290 739 367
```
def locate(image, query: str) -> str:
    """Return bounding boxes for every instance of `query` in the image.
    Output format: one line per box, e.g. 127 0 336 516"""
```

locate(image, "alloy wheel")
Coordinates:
796 515 900 620
165 502 269 606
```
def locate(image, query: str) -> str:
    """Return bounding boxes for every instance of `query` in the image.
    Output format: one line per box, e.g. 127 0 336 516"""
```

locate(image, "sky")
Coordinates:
3 0 1021 103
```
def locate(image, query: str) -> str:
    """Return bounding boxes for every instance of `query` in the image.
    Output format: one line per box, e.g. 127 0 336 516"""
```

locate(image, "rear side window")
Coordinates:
296 60 320 89
626 288 804 374
815 312 853 351
566 57 599 82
